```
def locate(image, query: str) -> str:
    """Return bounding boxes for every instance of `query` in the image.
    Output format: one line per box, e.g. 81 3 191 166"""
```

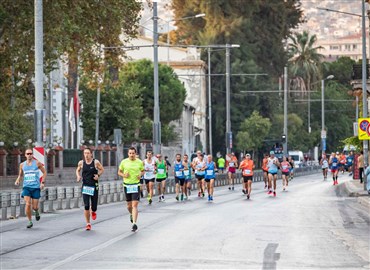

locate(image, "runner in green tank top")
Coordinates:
156 154 167 202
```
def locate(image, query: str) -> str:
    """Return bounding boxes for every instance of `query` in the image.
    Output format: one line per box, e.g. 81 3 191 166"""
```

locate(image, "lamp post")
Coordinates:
208 48 212 156
225 44 240 155
164 13 205 65
321 75 334 153
153 1 161 154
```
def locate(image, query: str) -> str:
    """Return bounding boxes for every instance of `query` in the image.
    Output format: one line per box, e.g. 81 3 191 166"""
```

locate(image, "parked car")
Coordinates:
288 150 304 168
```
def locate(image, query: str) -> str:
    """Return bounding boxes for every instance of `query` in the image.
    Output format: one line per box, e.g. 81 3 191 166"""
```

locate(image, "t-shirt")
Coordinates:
218 158 225 168
119 158 144 185
240 159 254 176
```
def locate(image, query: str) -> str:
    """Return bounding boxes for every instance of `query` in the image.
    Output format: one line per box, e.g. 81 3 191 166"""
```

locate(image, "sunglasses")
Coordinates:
26 153 33 155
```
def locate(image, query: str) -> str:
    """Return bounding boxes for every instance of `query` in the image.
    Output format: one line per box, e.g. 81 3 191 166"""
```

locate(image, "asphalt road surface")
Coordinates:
1 173 369 270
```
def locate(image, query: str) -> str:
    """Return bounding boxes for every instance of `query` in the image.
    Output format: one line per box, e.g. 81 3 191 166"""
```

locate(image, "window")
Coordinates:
353 44 357 50
330 45 339 50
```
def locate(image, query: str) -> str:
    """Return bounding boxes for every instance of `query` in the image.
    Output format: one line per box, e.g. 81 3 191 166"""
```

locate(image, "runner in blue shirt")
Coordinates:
329 152 339 185
15 148 47 229
346 151 354 176
174 154 185 201
205 155 216 201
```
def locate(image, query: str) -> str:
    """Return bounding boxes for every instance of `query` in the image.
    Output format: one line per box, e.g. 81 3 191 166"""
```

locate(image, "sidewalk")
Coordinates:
337 175 370 209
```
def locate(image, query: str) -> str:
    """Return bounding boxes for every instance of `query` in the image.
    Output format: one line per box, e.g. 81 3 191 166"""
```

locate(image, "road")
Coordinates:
1 173 369 270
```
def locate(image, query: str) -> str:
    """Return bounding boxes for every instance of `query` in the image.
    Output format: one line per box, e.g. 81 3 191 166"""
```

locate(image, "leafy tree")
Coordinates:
121 59 187 125
170 0 303 154
236 111 271 158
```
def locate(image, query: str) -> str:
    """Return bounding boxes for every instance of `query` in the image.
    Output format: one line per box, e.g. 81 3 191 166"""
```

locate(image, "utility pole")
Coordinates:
362 0 368 190
153 1 161 154
208 48 213 156
35 0 44 147
225 44 232 154
283 67 288 156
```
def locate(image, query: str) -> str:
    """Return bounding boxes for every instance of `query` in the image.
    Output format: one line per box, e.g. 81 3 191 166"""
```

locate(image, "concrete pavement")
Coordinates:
1 172 369 269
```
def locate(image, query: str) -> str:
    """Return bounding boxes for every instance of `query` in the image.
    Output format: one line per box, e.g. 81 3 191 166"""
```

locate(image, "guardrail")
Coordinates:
0 166 320 220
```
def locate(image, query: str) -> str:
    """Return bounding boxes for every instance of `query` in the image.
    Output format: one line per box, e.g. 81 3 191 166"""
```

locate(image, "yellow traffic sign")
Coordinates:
358 118 370 140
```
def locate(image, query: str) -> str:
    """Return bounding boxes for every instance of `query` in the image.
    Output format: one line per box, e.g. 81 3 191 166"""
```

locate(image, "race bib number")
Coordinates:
244 169 251 175
229 162 235 167
184 170 190 176
82 186 95 196
206 170 213 176
332 162 337 167
126 185 139 194
157 169 165 174
175 171 183 177
24 173 36 183
144 172 154 179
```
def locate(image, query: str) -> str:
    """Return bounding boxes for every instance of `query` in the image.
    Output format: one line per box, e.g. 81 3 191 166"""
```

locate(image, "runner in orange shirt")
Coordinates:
261 153 269 189
239 153 255 199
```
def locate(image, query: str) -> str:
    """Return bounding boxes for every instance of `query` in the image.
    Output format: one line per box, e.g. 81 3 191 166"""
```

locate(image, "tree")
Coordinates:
170 0 303 154
236 111 271 158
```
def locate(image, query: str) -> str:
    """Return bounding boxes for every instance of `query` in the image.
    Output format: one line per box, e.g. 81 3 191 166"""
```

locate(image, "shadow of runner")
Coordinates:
262 243 280 270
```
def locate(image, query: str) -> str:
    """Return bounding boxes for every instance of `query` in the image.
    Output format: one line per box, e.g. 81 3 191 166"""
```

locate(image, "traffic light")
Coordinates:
281 134 286 143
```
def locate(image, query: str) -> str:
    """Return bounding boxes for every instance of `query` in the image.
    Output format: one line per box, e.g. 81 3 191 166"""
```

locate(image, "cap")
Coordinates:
270 151 275 155
336 152 339 155
246 153 251 157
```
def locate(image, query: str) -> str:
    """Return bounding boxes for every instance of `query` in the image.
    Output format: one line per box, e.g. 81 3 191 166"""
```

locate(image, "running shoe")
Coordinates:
208 195 211 202
130 214 133 223
228 186 231 190
180 194 184 201
273 191 276 197
198 191 201 197
232 186 234 191
131 224 138 232
247 194 250 200
149 198 152 204
158 196 162 202
184 196 188 200
27 221 33 229
176 195 179 201
86 223 91 231
267 190 272 195
91 211 97 220
242 189 246 194
349 173 352 176
35 210 40 221
202 192 205 198
264 185 267 189
188 188 191 196
161 195 165 202
210 196 213 201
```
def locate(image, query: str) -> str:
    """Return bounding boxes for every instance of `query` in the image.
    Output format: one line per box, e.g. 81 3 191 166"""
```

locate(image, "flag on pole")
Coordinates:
69 97 76 132
74 83 80 119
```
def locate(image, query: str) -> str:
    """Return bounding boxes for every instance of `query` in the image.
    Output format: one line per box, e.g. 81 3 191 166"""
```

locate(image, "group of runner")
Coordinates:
16 147 296 232
320 151 354 185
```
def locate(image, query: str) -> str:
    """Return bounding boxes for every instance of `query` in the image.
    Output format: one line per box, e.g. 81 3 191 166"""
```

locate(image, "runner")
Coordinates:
174 154 186 201
76 148 104 231
267 151 280 197
262 153 269 189
226 152 238 190
320 153 329 181
346 151 354 176
239 153 255 199
280 156 291 191
339 152 346 174
143 151 156 205
183 154 192 199
15 148 47 229
155 154 168 202
192 153 206 197
217 155 226 174
288 156 295 181
118 147 144 232
137 154 144 198
329 152 339 185
204 155 216 201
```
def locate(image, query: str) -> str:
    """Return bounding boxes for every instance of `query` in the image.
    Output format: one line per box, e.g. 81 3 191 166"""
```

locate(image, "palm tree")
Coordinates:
288 31 324 132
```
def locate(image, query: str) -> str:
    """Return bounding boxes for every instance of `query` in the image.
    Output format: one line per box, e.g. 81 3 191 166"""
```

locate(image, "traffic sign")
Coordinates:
358 118 370 140
321 130 326 139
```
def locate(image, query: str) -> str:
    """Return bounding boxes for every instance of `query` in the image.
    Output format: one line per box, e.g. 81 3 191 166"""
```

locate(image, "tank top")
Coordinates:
183 161 192 179
321 159 329 169
174 161 185 179
205 162 216 179
82 159 98 187
144 159 156 180
22 160 40 189
331 157 339 170
156 160 167 179
195 160 206 175
267 157 279 173
281 161 290 173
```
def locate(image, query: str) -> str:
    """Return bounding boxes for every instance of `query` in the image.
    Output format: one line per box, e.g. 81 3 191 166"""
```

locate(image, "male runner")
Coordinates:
239 153 255 199
205 155 216 201
174 154 186 201
329 152 339 185
183 154 192 199
193 153 206 197
262 153 269 189
143 151 156 204
156 154 168 202
267 151 280 197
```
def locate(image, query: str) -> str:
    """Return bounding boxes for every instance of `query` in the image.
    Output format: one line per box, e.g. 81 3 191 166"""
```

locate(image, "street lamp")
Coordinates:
162 13 206 64
321 75 334 153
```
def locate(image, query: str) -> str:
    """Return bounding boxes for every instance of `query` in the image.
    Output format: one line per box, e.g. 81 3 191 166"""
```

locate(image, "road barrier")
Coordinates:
0 166 320 220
